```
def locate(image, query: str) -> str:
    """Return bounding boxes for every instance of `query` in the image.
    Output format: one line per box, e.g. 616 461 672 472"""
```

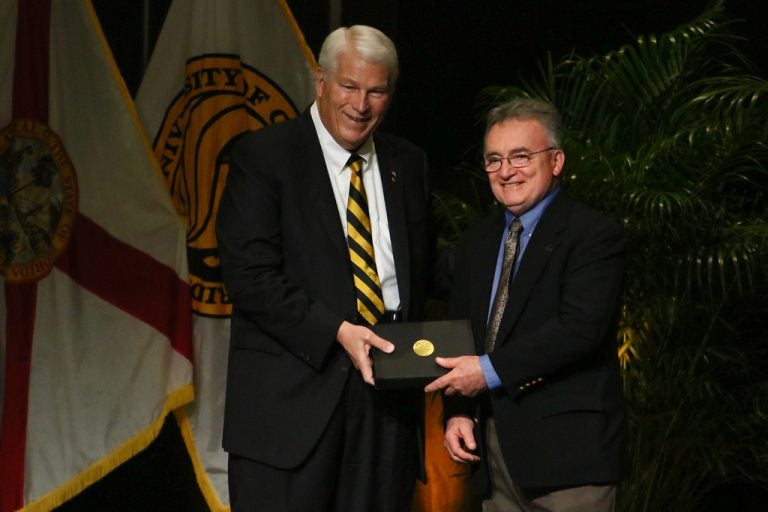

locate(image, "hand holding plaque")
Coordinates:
371 319 475 389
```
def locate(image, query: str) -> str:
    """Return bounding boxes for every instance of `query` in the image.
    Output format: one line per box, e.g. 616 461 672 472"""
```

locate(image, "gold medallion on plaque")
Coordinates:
412 339 435 357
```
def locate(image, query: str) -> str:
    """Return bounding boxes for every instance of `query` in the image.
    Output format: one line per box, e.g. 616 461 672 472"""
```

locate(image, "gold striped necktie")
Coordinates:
346 154 385 325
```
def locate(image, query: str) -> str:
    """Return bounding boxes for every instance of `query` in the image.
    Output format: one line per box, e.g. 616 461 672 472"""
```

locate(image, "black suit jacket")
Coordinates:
446 190 627 491
216 110 430 470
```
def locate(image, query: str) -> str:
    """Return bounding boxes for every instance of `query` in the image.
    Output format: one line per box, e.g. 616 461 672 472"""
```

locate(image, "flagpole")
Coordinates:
141 0 150 74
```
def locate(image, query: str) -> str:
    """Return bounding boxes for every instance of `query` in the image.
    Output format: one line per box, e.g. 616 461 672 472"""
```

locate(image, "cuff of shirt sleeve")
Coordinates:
480 354 502 390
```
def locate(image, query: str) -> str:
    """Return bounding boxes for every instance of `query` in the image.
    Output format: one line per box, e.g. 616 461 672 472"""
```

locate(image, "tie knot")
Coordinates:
346 153 363 173
509 219 523 235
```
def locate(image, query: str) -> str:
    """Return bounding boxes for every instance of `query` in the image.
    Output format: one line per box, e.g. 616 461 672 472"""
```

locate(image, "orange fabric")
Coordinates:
411 393 481 512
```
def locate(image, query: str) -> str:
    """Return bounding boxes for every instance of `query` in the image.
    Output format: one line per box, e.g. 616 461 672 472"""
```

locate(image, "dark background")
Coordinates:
56 1 766 510
94 0 766 171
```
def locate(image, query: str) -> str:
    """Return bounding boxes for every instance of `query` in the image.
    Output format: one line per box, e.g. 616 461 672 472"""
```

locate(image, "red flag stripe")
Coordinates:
0 1 52 510
0 284 37 512
11 0 50 121
55 213 193 361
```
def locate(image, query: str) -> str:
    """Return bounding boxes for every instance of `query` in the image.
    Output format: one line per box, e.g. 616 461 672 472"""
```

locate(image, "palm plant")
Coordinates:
432 1 768 510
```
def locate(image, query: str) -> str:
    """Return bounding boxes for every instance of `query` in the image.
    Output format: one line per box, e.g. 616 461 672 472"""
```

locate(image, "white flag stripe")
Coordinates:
49 1 185 269
26 271 193 504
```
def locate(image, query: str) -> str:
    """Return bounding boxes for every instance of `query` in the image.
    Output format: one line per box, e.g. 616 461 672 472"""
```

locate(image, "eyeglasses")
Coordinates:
483 147 557 173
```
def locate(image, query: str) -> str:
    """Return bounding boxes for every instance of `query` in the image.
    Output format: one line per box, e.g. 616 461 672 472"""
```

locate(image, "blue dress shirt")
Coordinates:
480 187 560 390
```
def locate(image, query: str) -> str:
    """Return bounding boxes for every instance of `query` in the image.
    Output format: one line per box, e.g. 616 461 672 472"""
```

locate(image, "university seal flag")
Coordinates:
135 0 315 508
0 1 194 511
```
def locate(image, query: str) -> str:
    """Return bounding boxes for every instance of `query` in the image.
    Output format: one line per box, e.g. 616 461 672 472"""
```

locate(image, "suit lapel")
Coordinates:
472 213 507 352
293 120 419 314
295 112 348 258
375 135 410 313
495 192 572 348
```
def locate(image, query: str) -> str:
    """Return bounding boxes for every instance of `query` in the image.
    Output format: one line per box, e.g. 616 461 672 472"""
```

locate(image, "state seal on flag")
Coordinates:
152 54 300 317
0 120 78 282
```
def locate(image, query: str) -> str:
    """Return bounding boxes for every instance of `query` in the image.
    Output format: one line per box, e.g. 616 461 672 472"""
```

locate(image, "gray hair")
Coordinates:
317 25 399 87
485 97 563 148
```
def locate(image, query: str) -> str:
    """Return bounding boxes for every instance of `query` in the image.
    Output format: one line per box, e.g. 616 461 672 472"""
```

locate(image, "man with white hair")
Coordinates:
217 25 430 511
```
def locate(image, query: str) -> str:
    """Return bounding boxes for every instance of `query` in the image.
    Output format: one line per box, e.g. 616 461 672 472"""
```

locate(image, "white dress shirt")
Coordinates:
310 103 401 312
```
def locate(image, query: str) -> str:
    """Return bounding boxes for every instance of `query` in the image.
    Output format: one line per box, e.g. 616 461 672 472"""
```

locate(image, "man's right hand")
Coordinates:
337 320 394 385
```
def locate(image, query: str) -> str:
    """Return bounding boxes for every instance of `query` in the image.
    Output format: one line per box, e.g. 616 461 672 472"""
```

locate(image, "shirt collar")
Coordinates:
310 102 374 174
505 185 561 231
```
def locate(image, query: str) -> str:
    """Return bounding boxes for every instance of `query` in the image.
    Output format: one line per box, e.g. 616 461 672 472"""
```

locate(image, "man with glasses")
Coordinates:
425 97 627 511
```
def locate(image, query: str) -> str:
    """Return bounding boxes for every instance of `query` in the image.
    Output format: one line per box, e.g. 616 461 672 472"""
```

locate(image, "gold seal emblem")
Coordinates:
412 339 435 357
0 120 78 282
153 54 300 317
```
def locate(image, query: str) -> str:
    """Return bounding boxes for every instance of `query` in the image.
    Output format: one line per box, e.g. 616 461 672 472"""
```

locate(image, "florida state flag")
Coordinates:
0 1 193 510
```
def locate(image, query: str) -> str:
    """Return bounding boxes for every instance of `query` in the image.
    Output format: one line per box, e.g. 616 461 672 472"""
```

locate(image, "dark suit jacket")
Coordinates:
446 189 627 491
216 110 430 471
